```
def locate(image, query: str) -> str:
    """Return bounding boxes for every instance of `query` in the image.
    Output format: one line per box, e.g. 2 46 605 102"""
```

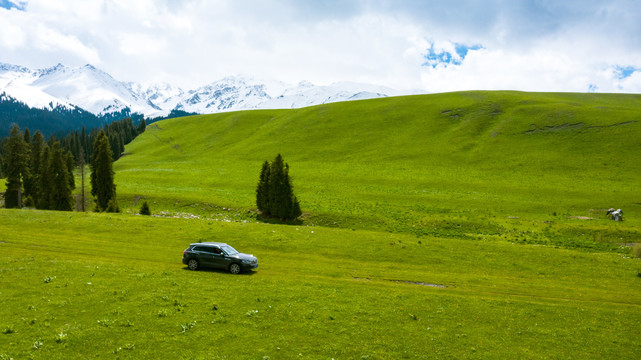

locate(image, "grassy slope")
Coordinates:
116 91 641 246
1 210 640 359
2 91 641 358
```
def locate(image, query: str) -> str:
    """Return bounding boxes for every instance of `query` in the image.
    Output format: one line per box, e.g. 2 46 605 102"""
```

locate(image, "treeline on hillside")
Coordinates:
56 117 146 164
147 109 198 123
0 92 105 136
1 91 189 139
0 117 145 177
1 117 144 212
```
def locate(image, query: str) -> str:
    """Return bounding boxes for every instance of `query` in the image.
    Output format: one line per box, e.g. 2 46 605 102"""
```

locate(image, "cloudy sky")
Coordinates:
1 0 640 93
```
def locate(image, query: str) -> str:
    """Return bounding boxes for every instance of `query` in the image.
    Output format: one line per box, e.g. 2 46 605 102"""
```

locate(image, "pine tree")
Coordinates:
22 128 32 199
78 147 86 212
266 154 302 220
90 130 116 212
37 144 51 210
139 201 151 215
256 160 271 215
3 125 29 208
65 150 75 190
80 126 88 160
282 163 302 220
23 128 31 145
137 118 146 133
27 131 45 205
48 141 73 211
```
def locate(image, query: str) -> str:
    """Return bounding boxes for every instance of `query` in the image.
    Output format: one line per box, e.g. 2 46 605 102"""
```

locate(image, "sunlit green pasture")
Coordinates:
1 209 640 359
115 91 641 249
2 91 641 358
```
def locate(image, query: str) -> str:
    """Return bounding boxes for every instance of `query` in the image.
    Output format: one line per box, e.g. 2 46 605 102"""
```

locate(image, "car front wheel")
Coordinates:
187 259 199 271
229 263 241 274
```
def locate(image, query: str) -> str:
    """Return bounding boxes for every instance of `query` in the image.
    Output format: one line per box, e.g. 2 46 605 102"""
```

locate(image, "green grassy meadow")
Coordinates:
2 91 641 358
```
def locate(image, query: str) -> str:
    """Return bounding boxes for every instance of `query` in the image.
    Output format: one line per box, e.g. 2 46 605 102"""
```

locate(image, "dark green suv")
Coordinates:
182 242 258 274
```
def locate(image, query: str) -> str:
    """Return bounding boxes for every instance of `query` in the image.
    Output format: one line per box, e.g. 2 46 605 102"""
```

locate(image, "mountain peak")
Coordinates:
0 63 30 73
36 63 68 77
1 62 406 118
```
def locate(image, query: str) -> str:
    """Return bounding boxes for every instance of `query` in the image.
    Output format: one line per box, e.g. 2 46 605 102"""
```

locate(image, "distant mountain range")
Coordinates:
0 62 414 121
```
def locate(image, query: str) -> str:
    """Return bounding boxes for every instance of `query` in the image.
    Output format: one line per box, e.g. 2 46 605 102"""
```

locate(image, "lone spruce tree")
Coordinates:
258 154 301 221
3 125 29 208
90 130 117 212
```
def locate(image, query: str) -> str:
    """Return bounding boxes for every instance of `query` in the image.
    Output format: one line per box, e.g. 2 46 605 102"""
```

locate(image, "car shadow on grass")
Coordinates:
181 266 257 276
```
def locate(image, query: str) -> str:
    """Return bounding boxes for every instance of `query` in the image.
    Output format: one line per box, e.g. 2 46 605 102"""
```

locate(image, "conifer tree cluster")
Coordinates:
2 125 74 210
1 117 146 173
57 117 145 163
256 154 302 221
1 116 146 211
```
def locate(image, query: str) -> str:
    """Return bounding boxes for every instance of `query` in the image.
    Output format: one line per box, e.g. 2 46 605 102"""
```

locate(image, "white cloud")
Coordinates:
0 13 27 49
118 33 167 57
33 24 100 64
0 0 639 93
0 7 100 64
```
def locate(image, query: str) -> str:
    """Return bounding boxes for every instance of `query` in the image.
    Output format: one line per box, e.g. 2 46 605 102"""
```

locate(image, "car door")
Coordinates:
210 247 229 269
192 246 215 268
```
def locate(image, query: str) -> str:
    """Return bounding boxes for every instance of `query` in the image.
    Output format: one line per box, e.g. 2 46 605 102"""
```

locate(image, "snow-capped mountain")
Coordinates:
125 81 185 113
174 76 274 113
0 62 411 118
0 63 76 111
258 81 402 109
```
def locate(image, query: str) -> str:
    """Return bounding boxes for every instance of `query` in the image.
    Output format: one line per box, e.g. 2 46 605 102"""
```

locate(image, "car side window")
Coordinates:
191 245 221 254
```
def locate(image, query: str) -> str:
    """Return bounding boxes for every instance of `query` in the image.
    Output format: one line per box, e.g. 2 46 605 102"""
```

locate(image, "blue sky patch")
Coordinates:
0 0 26 11
423 42 483 68
614 65 639 79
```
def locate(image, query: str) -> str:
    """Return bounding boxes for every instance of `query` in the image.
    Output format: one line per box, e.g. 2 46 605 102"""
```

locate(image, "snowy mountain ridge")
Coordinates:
0 62 414 119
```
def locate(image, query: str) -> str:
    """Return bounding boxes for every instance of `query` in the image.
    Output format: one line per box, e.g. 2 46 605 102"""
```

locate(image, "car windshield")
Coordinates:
220 245 239 255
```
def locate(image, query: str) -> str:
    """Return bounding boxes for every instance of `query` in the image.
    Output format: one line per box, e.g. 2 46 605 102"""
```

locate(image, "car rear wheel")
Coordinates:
229 263 241 274
187 259 199 271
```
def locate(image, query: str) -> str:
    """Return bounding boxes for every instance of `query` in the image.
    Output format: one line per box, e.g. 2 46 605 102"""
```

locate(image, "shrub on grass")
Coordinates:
105 198 120 213
139 201 151 215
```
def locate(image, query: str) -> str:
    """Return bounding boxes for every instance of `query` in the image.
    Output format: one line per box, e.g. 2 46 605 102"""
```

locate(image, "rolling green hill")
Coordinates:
2 91 640 359
116 91 641 247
